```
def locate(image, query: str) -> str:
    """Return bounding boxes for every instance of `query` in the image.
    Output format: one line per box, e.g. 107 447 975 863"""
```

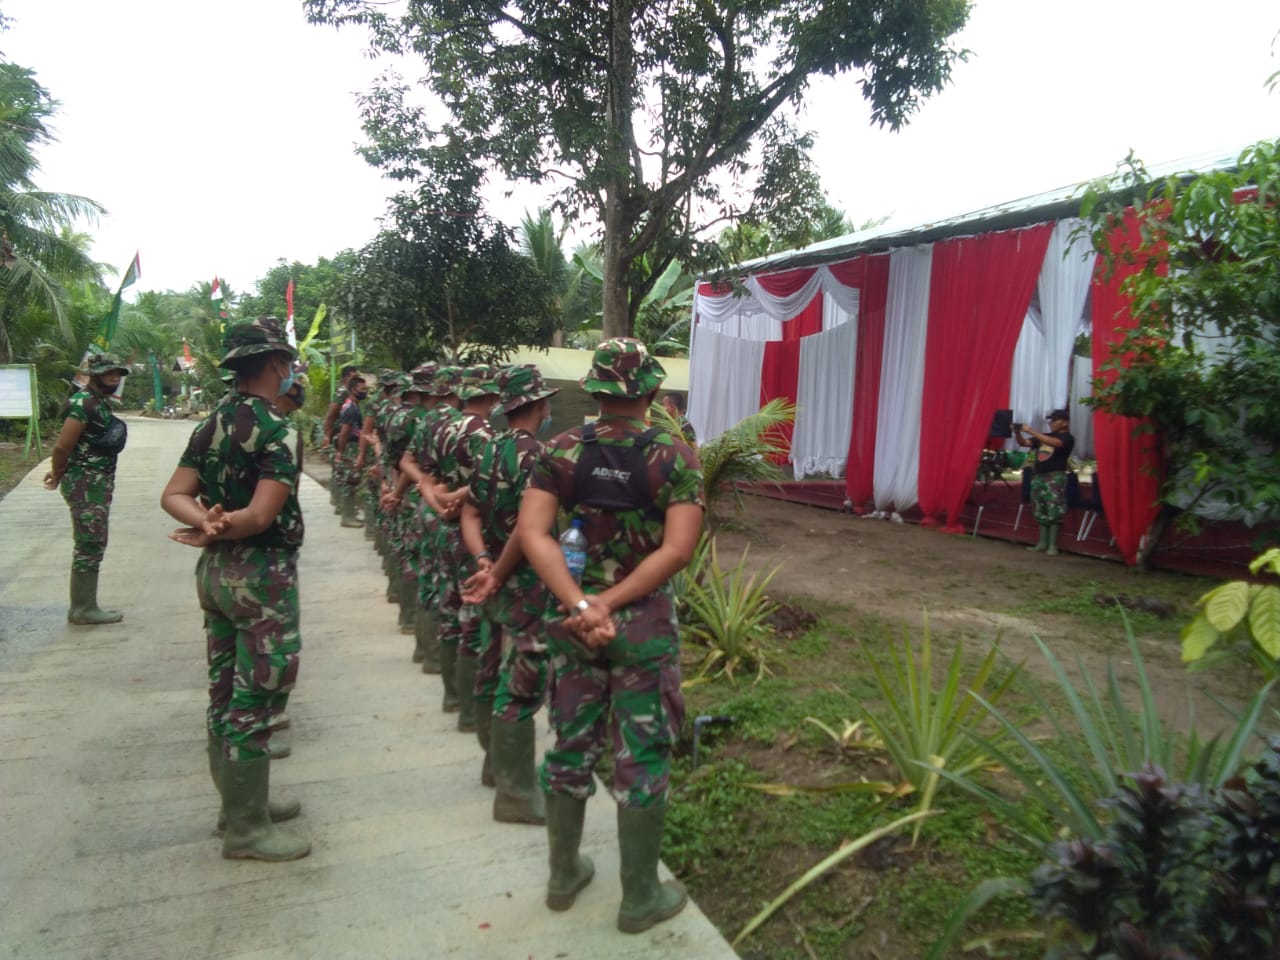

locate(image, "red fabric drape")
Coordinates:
756 268 823 339
781 292 823 340
917 224 1054 531
843 255 890 509
1091 211 1164 565
754 268 817 297
759 336 803 464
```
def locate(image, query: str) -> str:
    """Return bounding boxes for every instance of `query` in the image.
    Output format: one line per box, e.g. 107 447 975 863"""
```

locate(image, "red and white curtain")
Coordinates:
688 217 1161 563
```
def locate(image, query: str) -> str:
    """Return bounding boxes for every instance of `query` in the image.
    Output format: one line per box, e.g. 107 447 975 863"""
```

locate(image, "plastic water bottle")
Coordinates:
559 519 588 584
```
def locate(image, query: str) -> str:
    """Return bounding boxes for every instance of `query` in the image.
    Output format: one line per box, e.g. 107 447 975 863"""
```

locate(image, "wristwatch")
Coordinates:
475 551 493 562
574 599 590 613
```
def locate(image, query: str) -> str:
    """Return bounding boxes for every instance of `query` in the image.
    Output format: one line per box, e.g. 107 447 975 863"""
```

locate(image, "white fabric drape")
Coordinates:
873 246 933 512
693 265 862 341
1008 219 1094 425
822 294 857 331
794 319 858 478
1069 356 1094 460
687 324 766 445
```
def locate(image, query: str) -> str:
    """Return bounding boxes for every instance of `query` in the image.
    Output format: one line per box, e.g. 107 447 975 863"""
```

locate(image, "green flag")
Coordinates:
94 251 141 350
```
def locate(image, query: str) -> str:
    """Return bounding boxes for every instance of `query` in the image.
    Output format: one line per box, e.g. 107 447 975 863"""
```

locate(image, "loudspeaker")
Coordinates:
989 409 1013 439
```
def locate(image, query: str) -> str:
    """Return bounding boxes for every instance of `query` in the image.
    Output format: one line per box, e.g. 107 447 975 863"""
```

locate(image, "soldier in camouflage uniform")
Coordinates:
362 370 403 549
430 364 501 735
321 364 358 512
335 375 368 528
370 371 412 587
382 364 438 643
518 338 704 931
461 364 558 822
389 364 463 693
160 317 310 863
44 352 131 625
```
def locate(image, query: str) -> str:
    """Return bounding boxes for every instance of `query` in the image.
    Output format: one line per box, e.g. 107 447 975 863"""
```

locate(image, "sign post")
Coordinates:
0 364 42 458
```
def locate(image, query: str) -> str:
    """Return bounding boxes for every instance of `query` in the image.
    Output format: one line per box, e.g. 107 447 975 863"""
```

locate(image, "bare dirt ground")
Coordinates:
711 492 1251 732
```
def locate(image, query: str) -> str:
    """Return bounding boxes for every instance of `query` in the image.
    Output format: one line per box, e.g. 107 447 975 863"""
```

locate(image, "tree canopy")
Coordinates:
304 0 971 337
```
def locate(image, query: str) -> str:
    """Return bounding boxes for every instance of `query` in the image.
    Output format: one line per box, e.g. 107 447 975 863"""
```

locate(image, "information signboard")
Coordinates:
0 364 42 457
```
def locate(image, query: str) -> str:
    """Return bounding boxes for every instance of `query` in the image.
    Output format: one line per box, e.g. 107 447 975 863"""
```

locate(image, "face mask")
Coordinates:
540 411 553 434
354 390 368 400
278 372 295 396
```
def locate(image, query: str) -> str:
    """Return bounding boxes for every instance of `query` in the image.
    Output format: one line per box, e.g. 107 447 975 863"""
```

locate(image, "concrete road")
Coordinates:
0 417 736 960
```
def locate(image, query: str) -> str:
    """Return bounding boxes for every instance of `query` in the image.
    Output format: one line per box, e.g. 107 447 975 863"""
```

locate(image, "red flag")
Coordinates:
285 278 296 346
181 339 194 371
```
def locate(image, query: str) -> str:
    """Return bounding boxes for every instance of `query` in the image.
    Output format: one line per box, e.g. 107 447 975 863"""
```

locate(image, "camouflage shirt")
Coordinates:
469 427 543 589
435 409 497 490
414 404 464 482
64 388 121 475
528 416 704 618
381 400 418 475
178 392 304 550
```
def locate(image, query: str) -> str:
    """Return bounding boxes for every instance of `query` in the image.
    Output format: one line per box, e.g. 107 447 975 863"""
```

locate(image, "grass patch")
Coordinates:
1007 579 1193 635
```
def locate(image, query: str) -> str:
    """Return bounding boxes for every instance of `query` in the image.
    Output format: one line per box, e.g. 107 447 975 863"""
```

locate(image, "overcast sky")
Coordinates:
3 0 1277 296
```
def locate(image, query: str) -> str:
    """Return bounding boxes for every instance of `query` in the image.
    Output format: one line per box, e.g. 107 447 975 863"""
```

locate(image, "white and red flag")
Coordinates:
285 278 297 347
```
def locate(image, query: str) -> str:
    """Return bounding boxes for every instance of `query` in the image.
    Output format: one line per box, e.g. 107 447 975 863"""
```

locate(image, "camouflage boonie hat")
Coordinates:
391 372 413 394
428 365 463 397
582 337 665 397
86 352 129 376
410 361 439 393
497 364 558 414
377 367 401 387
456 363 500 400
218 316 297 367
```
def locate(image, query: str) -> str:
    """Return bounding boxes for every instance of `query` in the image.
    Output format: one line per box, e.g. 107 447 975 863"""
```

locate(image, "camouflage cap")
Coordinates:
582 337 665 398
428 365 463 397
86 352 129 376
497 363 558 414
456 363 500 400
218 316 297 367
410 361 439 393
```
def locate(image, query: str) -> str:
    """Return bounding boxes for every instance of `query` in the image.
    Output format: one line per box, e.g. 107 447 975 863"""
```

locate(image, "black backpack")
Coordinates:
564 422 663 515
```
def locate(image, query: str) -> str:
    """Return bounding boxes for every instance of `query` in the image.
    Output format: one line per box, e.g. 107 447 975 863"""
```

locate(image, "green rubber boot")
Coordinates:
616 804 687 934
545 792 594 911
340 488 364 528
418 607 441 673
209 733 299 831
455 654 479 733
220 755 310 861
68 569 123 625
1046 523 1061 557
475 695 496 788
492 716 546 823
386 565 400 604
362 499 377 541
397 572 416 634
440 641 460 713
1027 523 1049 552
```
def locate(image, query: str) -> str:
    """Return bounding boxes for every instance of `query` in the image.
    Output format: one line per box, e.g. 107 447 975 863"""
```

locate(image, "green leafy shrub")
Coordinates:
1182 549 1280 679
681 537 780 684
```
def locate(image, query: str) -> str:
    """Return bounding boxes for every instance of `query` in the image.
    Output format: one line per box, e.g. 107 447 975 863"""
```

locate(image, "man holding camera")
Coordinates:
1014 409 1074 557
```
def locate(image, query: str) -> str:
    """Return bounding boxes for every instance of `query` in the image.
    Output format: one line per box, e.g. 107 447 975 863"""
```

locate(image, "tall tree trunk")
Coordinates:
600 0 635 341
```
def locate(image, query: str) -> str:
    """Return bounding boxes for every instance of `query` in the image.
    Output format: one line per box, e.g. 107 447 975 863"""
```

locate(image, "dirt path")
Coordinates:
712 493 1254 734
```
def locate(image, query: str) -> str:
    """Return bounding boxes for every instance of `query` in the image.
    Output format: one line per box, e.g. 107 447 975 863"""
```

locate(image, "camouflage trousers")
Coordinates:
1031 471 1069 525
435 521 465 652
539 615 684 808
489 576 553 721
197 545 301 762
59 466 114 573
336 446 360 492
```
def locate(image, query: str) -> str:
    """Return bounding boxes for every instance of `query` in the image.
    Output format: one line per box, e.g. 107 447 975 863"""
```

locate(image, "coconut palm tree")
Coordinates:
0 61 106 361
